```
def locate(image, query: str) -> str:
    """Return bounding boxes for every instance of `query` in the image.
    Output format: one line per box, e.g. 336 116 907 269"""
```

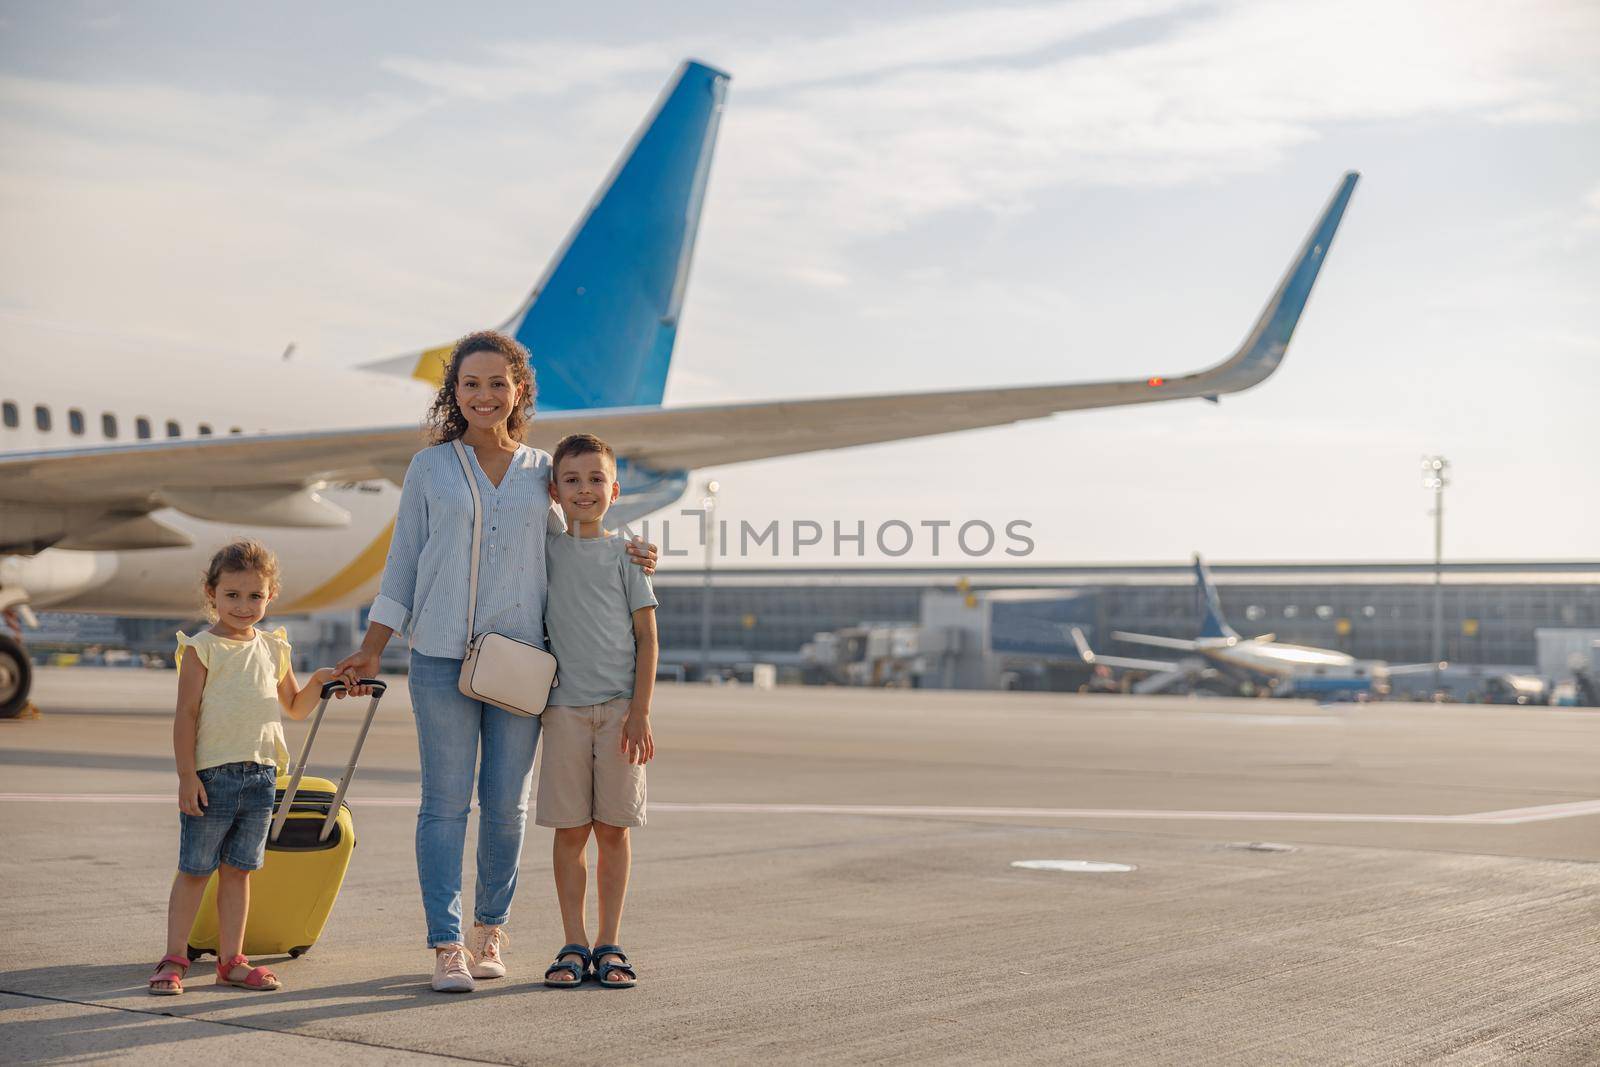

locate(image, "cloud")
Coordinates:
380 41 680 101
0 69 506 364
377 0 1600 295
3 2 1597 375
714 0 1591 296
0 75 432 166
706 0 1598 234
377 2 1197 100
786 265 851 289
719 0 1197 89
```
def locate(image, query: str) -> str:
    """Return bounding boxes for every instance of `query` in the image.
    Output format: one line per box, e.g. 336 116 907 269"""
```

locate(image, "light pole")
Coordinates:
698 479 720 681
1421 456 1449 694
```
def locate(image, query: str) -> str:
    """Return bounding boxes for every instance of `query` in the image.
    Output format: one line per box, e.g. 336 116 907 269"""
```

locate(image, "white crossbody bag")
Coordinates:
451 439 558 717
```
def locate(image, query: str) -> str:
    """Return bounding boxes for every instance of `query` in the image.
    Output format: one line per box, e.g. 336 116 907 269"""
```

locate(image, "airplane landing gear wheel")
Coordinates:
0 633 31 719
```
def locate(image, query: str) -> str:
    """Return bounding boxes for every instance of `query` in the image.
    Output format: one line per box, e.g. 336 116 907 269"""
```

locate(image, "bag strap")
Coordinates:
450 439 484 642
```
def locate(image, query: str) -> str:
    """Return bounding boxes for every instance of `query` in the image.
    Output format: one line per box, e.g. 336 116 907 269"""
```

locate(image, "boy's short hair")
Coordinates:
552 433 617 475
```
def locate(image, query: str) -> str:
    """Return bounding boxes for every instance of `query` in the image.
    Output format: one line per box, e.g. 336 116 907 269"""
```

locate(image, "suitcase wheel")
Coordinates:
289 946 310 958
186 945 207 962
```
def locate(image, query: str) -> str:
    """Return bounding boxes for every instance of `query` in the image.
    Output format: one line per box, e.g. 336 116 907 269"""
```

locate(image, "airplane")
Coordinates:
1072 555 1439 698
0 59 1362 717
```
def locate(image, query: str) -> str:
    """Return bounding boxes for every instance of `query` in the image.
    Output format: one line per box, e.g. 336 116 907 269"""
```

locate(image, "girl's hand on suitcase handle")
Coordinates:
179 771 207 816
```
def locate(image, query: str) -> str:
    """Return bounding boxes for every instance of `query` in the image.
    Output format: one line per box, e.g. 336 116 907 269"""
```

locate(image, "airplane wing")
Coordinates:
1069 627 1180 672
1386 661 1448 675
0 172 1357 553
0 426 425 505
534 172 1360 470
0 426 429 553
1111 631 1204 652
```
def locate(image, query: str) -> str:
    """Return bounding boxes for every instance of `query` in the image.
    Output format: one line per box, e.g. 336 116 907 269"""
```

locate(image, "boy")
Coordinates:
538 432 658 989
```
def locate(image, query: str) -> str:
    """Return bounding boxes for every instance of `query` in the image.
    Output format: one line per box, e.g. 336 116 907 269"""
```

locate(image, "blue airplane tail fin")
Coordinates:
362 61 728 409
1195 554 1240 641
510 60 728 411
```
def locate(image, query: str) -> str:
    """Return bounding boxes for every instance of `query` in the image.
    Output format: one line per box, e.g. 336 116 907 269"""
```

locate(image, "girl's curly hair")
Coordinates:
426 330 537 445
201 539 281 620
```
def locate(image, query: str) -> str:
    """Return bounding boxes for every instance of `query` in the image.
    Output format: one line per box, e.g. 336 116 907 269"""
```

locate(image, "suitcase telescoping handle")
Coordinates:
270 678 387 845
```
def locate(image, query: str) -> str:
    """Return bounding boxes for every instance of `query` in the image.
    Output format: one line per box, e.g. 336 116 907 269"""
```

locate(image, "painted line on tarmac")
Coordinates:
5 793 1600 824
660 800 1600 824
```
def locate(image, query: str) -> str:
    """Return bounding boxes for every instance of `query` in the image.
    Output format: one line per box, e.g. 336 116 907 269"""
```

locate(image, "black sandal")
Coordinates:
591 944 636 989
543 943 590 988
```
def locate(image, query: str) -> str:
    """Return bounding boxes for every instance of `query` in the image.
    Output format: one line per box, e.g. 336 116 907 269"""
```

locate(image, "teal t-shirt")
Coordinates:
544 529 658 707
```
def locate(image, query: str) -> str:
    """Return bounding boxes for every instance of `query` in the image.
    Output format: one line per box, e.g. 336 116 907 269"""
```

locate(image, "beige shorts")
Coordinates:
535 696 647 829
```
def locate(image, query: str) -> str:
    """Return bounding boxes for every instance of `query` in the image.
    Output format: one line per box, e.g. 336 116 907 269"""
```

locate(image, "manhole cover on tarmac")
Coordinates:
1010 859 1137 873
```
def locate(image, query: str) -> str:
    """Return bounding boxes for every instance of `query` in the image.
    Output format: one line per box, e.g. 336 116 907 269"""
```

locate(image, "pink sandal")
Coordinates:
216 954 281 991
148 954 189 995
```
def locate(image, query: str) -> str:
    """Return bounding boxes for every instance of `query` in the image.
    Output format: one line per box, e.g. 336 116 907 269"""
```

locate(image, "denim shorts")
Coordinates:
178 761 276 875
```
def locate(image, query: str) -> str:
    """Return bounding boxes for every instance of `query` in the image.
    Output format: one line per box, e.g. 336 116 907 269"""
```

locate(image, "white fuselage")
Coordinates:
1198 638 1385 691
1204 639 1353 676
1 350 433 616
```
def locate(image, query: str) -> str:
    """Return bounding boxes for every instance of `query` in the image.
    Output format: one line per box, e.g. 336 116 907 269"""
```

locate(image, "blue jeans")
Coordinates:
409 651 543 947
177 761 276 875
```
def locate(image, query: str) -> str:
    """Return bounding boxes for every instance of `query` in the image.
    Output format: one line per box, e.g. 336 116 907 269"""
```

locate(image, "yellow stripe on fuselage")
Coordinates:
280 519 395 613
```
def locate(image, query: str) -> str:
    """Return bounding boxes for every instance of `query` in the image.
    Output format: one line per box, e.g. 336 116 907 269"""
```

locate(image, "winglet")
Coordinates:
1156 171 1359 400
1069 625 1096 663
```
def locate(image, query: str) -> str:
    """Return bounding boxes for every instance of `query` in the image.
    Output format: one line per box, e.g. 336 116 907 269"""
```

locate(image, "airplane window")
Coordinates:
166 420 181 437
1315 605 1333 619
102 413 118 438
1362 605 1376 618
198 423 213 436
136 417 152 439
3 401 17 428
229 427 242 435
35 405 51 432
1245 605 1264 621
1283 605 1299 618
68 409 85 435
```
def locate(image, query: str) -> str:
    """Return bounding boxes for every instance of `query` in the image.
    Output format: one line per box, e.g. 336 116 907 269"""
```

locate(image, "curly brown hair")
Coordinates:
426 330 537 444
201 539 281 619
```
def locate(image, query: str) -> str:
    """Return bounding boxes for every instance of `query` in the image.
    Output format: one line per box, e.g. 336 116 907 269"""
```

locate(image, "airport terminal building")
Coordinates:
33 560 1600 688
650 560 1600 677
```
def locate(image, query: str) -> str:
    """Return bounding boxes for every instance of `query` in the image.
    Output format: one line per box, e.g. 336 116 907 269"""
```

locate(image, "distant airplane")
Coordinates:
0 59 1361 716
1073 555 1440 698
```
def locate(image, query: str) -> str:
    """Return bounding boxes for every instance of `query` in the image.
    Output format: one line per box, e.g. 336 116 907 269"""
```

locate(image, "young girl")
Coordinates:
148 539 334 995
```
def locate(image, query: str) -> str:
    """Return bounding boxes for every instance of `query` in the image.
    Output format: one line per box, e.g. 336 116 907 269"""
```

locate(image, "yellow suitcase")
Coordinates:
188 679 386 960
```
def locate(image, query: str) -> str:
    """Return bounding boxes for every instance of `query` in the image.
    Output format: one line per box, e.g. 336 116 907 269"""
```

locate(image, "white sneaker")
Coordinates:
467 924 509 980
431 944 476 993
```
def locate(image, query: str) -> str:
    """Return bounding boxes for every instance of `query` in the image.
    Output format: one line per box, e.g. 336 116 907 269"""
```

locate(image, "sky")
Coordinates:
1 0 1596 567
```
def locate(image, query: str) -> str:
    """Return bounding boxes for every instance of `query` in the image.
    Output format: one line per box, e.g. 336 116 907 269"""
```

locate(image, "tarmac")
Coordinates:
3 667 1600 1064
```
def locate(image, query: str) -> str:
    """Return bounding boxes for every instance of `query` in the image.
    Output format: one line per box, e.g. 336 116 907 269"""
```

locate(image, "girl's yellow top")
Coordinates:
175 627 293 772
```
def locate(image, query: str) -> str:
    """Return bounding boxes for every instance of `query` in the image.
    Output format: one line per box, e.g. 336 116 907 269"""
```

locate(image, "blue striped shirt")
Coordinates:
369 442 556 658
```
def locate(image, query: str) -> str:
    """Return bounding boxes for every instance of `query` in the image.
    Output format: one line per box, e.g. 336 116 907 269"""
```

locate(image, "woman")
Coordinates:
334 330 655 992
